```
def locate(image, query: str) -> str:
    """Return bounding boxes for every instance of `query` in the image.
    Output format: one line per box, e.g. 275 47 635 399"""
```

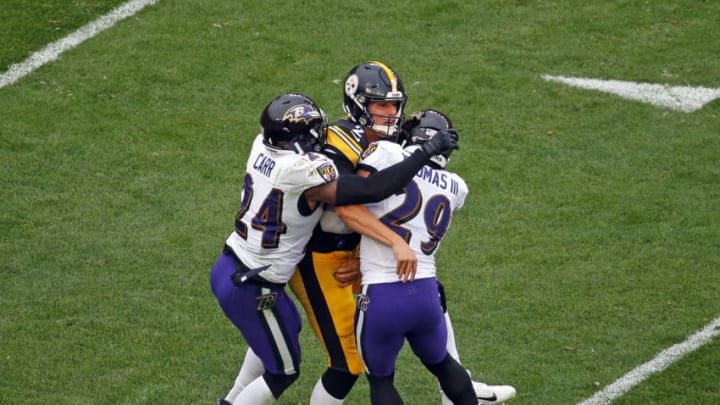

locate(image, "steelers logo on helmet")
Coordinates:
283 104 321 124
345 74 359 97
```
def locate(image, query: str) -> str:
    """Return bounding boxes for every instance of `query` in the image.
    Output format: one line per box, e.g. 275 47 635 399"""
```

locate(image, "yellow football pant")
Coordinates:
289 250 364 375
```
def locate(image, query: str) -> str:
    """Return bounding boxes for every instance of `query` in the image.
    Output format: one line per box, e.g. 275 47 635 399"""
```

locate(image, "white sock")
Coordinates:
310 378 344 405
232 376 276 405
444 312 461 362
225 348 265 402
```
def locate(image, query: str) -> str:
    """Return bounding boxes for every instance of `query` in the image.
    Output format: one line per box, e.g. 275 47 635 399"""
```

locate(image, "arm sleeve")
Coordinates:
334 148 428 206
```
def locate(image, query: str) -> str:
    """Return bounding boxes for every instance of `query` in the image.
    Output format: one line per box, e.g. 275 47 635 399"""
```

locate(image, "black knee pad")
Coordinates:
263 370 300 399
322 368 359 399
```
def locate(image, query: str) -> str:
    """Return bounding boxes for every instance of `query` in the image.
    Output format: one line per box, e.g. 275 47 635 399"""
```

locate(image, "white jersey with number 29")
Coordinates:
358 141 468 284
225 134 337 283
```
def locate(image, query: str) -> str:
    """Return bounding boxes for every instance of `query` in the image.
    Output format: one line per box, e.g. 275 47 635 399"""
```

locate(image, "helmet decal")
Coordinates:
283 104 322 124
345 74 359 97
370 60 398 92
261 93 327 152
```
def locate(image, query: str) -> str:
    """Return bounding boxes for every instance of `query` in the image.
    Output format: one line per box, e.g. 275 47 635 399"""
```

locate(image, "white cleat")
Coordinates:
474 381 516 404
440 381 516 405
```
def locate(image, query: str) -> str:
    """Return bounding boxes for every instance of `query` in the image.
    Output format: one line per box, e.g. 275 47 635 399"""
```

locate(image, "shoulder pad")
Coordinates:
325 119 368 167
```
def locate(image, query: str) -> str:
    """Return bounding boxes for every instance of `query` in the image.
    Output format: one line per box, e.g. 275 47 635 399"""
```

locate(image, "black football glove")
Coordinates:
420 129 459 156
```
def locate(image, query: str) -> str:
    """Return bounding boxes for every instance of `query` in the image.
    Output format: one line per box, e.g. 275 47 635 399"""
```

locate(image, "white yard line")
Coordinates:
0 0 159 89
577 316 720 405
542 75 720 112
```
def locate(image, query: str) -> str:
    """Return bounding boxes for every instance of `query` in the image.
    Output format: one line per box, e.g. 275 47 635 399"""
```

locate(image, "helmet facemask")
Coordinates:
363 97 405 138
287 124 326 154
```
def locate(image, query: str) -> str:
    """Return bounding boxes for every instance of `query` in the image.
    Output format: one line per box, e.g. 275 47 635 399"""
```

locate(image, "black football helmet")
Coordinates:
400 109 457 169
342 61 406 137
260 93 327 153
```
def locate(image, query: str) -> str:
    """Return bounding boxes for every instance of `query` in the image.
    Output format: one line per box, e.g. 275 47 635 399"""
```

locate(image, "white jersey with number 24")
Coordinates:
225 134 337 283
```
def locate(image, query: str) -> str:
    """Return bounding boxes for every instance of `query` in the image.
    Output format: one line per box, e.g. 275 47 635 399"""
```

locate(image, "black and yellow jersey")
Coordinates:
322 118 374 175
305 118 373 252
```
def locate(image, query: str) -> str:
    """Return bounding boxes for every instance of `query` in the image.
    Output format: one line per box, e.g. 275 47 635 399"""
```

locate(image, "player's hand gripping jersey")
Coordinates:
225 134 337 284
357 141 468 284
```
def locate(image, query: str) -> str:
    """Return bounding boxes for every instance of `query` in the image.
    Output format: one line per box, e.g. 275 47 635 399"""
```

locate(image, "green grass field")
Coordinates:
2 1 719 404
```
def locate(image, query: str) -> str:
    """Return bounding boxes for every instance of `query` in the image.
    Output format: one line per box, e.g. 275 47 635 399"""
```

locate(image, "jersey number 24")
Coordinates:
234 173 287 248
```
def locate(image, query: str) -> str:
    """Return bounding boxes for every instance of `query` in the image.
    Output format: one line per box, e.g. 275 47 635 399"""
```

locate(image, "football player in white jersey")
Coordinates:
339 110 516 405
210 95 458 405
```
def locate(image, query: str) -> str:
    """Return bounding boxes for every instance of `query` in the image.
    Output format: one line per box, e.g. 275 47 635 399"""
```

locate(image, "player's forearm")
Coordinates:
335 204 403 247
334 148 427 206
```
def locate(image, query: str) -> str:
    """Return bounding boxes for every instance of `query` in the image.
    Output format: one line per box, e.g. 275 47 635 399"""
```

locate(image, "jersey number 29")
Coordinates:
380 180 452 255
